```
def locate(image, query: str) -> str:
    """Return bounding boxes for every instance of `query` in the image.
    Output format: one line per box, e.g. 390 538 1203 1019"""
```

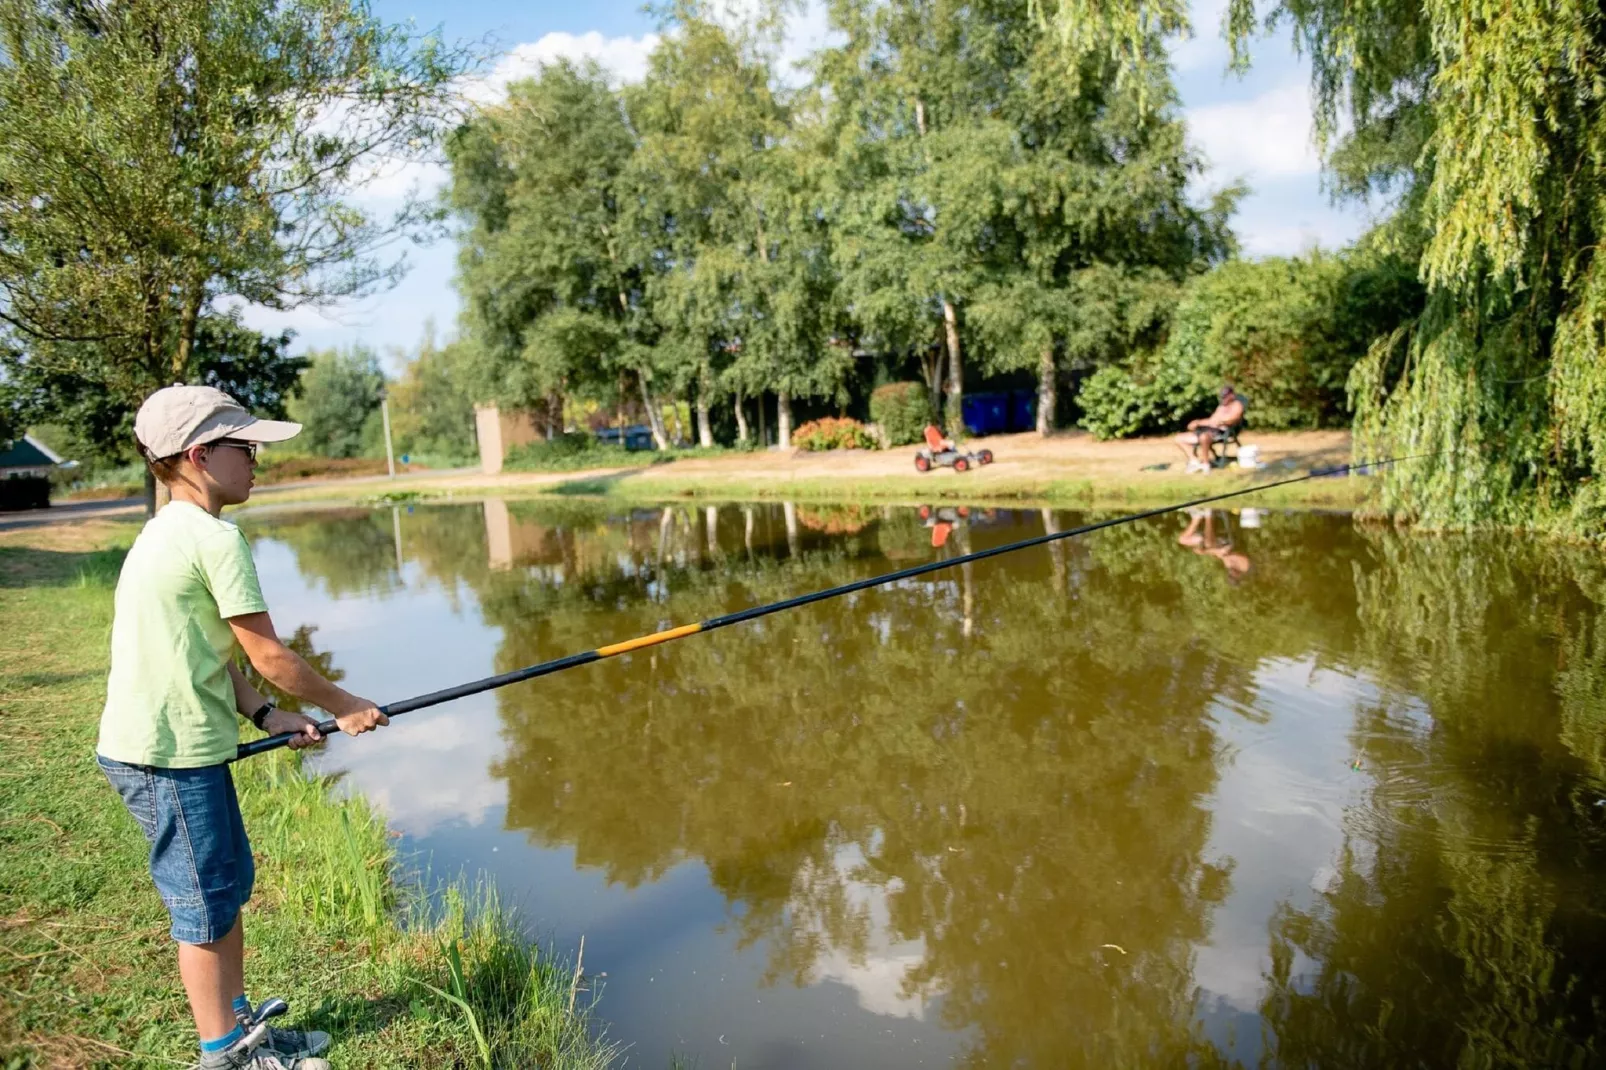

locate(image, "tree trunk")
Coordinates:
959 526 974 639
637 372 670 450
1041 507 1065 593
777 389 793 449
173 280 204 382
705 505 720 559
697 366 714 448
655 507 673 602
943 300 963 437
783 500 800 558
743 504 755 557
1037 344 1056 435
921 344 946 423
667 396 684 446
734 391 750 445
758 393 768 447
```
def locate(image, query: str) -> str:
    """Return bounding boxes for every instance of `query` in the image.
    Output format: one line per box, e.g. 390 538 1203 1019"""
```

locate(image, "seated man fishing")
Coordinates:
1175 385 1245 473
96 385 387 1069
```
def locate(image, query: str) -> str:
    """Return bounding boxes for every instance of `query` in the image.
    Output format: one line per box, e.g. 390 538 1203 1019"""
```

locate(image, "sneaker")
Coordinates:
237 1001 331 1059
259 1025 331 1059
197 1047 329 1070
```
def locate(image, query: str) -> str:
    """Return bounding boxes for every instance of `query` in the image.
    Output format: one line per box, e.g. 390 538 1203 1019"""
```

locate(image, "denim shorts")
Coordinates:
97 754 255 944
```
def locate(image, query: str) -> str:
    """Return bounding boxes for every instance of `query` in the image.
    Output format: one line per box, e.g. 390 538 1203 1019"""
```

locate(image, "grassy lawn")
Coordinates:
0 525 618 1069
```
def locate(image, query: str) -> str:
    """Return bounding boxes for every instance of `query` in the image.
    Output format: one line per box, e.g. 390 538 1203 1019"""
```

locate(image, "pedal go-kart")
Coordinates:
914 425 994 473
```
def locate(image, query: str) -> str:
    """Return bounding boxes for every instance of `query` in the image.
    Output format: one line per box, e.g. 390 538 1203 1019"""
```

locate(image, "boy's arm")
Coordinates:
228 611 388 737
227 661 328 749
226 661 268 716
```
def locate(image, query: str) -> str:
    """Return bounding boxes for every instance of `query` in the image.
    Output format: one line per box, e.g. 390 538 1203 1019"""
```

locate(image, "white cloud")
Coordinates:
1172 0 1230 74
469 30 661 103
1186 81 1322 182
795 842 936 1019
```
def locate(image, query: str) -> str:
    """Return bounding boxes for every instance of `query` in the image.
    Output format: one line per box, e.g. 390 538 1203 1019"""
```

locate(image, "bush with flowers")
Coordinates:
792 416 876 451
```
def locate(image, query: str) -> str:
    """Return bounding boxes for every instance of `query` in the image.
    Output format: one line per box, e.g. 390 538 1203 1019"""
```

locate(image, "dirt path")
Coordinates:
2 429 1358 534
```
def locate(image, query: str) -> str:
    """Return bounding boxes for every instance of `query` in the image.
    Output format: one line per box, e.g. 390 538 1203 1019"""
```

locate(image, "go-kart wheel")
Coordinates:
915 454 931 472
953 457 970 473
978 449 994 465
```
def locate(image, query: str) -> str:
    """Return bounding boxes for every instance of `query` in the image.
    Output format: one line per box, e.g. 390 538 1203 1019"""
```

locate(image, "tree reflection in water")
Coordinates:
249 501 1606 1068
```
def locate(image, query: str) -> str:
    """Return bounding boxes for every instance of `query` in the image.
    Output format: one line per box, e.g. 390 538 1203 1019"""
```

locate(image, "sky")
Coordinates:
242 0 1381 368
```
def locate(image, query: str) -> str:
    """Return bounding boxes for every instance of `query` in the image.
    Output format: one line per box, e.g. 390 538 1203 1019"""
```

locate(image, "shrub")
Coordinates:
503 432 638 471
1077 346 1211 440
869 382 931 446
798 503 872 534
793 417 876 451
1076 252 1424 439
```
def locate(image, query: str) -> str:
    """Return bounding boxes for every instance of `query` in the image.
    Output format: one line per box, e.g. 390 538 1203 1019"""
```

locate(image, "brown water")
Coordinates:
240 498 1606 1069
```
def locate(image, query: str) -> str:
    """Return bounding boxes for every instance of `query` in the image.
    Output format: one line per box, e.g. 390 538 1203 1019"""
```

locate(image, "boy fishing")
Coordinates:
96 384 387 1069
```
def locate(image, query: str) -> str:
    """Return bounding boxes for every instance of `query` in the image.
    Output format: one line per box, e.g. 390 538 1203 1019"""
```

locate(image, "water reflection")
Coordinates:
242 501 1606 1069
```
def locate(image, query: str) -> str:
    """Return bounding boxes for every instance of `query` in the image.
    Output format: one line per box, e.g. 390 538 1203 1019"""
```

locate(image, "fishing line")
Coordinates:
235 453 1425 761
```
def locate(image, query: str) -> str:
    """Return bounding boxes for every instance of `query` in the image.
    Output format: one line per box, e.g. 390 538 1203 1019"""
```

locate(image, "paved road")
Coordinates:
0 496 144 530
0 465 483 531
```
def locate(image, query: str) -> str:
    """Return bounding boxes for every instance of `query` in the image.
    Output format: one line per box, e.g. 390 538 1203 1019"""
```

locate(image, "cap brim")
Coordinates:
235 418 302 443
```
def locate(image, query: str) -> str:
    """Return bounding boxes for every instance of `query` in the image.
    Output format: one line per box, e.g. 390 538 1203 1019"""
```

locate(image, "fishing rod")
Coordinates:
235 454 1417 761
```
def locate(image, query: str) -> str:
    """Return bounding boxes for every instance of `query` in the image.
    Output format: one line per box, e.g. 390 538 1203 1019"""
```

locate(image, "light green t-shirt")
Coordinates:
97 501 268 768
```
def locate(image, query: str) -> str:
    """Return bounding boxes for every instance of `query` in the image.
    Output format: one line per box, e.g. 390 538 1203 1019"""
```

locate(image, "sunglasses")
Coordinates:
207 439 259 463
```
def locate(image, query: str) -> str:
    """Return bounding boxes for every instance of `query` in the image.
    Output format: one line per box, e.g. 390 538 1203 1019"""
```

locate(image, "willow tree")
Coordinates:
0 0 464 503
1035 0 1606 530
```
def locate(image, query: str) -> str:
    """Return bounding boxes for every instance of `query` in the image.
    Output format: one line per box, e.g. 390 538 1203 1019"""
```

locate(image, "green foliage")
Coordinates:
290 347 385 459
1076 343 1206 440
0 0 466 467
792 417 875 451
504 433 626 473
869 381 933 446
1211 0 1606 531
0 537 617 1069
1078 252 1423 439
387 328 478 464
10 313 305 470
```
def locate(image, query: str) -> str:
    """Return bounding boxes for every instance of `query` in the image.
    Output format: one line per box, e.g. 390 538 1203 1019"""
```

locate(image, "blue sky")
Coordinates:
243 0 1381 368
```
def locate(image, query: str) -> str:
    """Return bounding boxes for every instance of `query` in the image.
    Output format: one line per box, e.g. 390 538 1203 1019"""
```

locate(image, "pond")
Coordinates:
239 497 1606 1068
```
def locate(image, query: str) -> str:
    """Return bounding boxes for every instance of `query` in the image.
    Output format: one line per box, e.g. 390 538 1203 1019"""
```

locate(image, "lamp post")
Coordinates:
378 387 395 478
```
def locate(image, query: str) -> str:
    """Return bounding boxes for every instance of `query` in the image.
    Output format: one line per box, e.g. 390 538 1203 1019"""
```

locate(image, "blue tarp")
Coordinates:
961 390 1036 436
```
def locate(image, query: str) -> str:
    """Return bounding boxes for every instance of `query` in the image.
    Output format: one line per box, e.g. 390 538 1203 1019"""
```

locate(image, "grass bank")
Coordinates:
0 526 617 1068
246 462 1376 514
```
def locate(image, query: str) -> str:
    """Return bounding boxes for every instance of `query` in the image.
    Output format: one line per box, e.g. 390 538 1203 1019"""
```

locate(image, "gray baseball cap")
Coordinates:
134 384 301 460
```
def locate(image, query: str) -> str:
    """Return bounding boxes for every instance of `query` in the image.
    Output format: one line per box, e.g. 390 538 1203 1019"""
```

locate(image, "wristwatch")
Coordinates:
250 702 275 730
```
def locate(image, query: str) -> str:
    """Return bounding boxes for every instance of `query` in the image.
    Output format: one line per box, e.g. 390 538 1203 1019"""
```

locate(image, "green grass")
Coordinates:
0 535 619 1069
531 466 1376 511
502 436 745 474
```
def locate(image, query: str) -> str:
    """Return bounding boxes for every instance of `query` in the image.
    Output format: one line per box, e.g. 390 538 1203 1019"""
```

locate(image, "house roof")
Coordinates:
0 435 64 469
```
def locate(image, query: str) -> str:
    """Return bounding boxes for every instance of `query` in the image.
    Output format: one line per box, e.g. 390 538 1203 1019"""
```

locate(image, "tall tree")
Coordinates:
966 32 1234 434
288 346 384 459
628 6 850 449
0 0 466 506
449 60 673 449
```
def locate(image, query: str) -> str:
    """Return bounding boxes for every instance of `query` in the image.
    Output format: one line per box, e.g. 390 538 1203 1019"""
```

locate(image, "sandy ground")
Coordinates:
644 427 1352 482
0 428 1356 534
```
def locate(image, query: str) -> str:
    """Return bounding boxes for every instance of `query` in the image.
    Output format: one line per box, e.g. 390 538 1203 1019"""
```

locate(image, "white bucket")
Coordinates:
1237 444 1261 469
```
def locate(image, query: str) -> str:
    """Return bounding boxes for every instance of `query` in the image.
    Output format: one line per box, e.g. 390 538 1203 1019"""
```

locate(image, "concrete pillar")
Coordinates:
475 404 543 474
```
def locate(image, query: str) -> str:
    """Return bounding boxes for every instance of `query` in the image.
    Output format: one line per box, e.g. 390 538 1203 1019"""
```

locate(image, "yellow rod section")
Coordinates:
597 622 704 658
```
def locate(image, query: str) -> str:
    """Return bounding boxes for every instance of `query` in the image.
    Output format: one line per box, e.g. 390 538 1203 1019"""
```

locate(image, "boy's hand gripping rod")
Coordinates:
235 457 1415 762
